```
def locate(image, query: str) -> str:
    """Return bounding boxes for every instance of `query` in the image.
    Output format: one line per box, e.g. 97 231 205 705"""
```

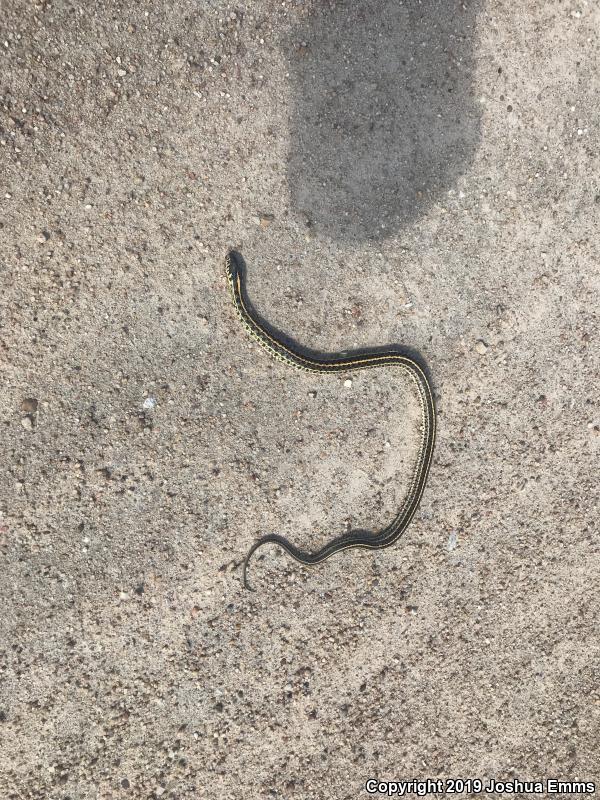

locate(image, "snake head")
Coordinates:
225 250 241 283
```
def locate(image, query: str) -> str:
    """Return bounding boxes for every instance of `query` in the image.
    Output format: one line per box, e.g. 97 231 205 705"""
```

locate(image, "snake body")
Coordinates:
225 250 436 590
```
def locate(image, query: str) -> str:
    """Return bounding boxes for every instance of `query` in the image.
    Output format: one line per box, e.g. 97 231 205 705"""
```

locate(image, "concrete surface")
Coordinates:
1 0 599 798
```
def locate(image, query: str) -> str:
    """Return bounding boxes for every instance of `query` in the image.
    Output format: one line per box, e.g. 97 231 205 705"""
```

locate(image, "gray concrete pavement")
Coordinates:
1 1 599 797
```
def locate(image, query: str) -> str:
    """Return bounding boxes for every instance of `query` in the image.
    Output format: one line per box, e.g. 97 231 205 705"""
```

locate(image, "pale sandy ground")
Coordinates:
1 1 599 798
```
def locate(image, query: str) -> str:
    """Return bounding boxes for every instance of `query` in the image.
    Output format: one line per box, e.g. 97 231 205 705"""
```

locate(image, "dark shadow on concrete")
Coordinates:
286 0 483 241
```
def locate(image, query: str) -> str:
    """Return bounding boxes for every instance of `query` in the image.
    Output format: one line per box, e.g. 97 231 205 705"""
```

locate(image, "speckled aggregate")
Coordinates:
1 1 599 798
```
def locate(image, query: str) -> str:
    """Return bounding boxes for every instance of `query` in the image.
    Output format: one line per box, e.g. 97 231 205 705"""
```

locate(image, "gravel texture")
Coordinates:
1 1 599 798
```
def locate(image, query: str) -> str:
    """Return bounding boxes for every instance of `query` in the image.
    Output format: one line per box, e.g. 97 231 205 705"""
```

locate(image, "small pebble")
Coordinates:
475 340 488 355
258 214 274 228
344 379 352 388
37 231 49 243
20 416 33 430
142 397 157 410
20 397 38 413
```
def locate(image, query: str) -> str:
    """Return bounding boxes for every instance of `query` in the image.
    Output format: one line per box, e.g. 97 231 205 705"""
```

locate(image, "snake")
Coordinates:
225 250 436 591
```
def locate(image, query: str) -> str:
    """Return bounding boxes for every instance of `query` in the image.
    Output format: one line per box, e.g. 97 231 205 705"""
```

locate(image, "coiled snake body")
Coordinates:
225 251 436 590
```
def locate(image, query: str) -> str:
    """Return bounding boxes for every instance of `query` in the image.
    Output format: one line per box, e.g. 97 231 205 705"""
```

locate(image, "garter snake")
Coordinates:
225 250 436 591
